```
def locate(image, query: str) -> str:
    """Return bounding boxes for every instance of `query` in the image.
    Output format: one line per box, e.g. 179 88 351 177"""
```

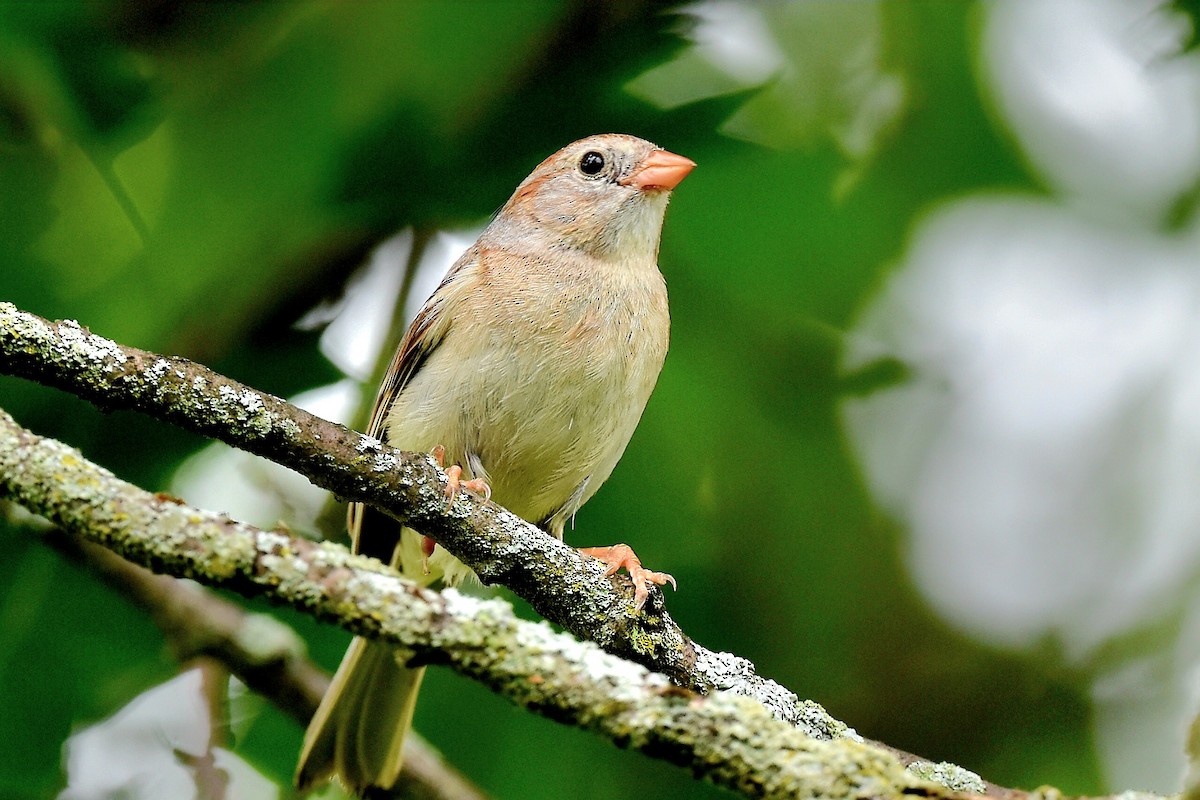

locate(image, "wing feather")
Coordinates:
348 246 480 559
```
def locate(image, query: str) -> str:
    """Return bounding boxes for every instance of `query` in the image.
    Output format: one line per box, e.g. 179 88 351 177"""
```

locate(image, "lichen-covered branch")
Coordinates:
40 528 488 800
0 407 949 800
3 302 1161 800
0 301 828 734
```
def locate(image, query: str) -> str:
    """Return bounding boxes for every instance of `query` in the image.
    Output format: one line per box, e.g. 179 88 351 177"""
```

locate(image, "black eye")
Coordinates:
579 151 606 176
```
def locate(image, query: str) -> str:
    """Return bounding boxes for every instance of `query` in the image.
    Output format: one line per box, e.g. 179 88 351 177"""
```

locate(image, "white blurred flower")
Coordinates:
59 669 276 800
982 0 1200 222
627 0 905 177
844 0 1200 790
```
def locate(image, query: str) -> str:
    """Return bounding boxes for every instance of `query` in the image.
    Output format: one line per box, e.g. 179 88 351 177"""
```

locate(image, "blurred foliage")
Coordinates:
0 1 1130 798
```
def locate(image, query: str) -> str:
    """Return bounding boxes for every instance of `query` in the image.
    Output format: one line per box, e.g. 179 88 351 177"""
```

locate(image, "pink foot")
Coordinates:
431 445 491 502
579 543 676 610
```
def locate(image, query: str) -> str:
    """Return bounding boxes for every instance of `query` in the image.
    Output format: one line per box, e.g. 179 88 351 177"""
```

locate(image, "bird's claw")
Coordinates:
431 445 491 503
579 543 675 610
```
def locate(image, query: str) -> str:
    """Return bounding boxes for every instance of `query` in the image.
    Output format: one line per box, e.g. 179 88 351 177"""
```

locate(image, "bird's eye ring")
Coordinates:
578 151 606 177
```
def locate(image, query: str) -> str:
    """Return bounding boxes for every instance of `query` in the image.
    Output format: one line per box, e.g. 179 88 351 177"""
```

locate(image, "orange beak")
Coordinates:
624 149 696 191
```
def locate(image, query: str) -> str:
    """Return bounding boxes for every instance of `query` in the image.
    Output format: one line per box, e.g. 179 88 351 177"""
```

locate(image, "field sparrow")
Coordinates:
295 133 694 795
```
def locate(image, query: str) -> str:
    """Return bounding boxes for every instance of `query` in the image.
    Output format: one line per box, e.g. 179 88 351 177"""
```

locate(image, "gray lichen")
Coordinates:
907 760 987 794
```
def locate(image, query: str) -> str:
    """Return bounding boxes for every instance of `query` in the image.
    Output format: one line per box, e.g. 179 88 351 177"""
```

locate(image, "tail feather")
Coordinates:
296 636 425 795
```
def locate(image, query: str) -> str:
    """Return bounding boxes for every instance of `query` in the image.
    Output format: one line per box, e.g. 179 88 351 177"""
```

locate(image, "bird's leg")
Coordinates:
578 543 676 610
424 445 492 572
420 533 436 574
430 445 492 501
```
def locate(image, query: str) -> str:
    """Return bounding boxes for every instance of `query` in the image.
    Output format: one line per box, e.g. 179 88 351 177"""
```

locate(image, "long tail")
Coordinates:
295 636 425 795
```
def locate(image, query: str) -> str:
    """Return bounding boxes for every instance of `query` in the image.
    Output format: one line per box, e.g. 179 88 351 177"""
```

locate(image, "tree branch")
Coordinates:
0 407 955 800
0 301 826 731
0 301 1038 798
39 527 488 800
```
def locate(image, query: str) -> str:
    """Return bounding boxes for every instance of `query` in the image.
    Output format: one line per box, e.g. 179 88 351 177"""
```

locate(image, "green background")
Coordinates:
0 1 1150 797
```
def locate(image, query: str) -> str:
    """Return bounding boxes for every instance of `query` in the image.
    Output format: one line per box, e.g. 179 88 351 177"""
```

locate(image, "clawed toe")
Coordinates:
461 478 491 501
432 446 491 503
579 543 676 610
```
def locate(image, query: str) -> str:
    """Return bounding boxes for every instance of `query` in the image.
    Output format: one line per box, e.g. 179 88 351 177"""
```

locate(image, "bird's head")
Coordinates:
495 134 695 264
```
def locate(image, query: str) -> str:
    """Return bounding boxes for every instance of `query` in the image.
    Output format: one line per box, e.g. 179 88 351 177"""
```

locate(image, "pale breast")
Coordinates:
384 251 669 530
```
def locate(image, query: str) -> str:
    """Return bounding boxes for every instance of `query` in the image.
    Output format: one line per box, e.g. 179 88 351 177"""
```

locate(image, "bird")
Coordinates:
295 133 695 796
